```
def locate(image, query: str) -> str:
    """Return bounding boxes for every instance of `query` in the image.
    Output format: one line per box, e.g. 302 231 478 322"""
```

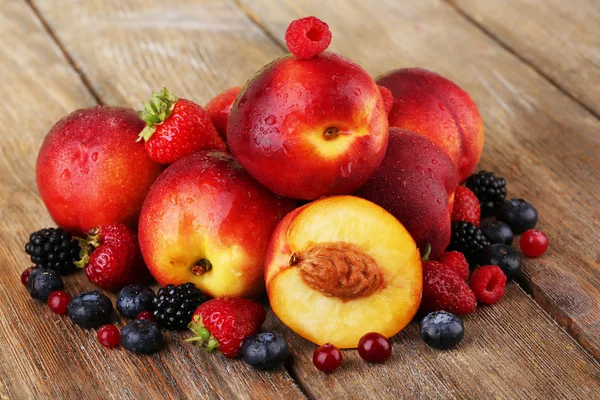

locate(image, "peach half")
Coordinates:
265 196 422 348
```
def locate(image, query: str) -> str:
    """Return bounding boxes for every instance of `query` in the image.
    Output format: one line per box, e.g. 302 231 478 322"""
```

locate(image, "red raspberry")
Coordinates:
421 263 476 315
285 17 332 59
451 186 481 226
469 265 507 305
438 251 469 281
378 85 394 114
520 229 548 257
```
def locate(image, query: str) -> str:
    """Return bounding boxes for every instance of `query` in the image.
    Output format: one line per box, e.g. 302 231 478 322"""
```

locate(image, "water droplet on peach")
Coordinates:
264 115 277 125
91 152 98 161
60 169 70 180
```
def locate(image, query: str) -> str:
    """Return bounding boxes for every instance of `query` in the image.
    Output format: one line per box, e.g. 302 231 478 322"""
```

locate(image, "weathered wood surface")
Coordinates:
0 0 597 398
449 0 600 117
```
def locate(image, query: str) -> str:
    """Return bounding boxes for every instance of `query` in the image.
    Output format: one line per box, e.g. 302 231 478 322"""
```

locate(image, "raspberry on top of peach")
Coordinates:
265 196 422 349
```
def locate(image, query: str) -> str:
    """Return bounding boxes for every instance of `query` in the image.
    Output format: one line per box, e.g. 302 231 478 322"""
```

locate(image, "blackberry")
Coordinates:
465 170 507 218
153 283 207 330
25 228 80 275
448 222 490 264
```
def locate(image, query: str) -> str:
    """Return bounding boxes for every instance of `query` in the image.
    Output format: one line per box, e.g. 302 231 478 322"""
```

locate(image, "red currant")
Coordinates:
357 332 392 363
21 266 36 286
520 229 548 257
97 325 121 348
136 311 155 321
47 291 70 315
313 343 342 373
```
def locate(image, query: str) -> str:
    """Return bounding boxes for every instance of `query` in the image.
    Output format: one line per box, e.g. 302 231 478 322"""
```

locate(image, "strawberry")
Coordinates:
186 298 266 358
421 261 476 315
451 186 481 226
76 223 151 291
438 251 470 281
137 88 226 164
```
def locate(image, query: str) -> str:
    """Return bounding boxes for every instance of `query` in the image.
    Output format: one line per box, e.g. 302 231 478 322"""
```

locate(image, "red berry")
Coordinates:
136 311 155 321
285 16 332 59
21 266 36 286
378 85 394 114
313 343 342 373
438 251 469 281
520 229 548 257
357 332 391 363
205 86 241 140
469 265 507 305
97 324 121 348
47 291 70 315
421 262 477 315
451 186 481 226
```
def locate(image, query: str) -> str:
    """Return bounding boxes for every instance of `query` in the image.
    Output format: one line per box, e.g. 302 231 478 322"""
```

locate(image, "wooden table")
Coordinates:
1 0 599 398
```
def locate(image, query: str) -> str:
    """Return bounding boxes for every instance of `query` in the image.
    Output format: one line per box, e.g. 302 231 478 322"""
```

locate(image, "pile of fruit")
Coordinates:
21 16 549 372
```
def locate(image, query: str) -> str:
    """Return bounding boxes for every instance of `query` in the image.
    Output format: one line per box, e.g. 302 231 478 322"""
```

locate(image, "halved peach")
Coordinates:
265 196 422 348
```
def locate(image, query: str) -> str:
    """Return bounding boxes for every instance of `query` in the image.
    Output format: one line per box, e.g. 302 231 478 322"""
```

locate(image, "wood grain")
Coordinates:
237 0 600 360
0 1 305 399
448 0 600 117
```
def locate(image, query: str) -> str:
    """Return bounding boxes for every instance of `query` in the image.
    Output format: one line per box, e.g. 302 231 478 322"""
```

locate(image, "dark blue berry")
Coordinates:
67 291 113 329
495 199 538 234
420 311 464 350
241 332 288 370
480 221 513 245
117 285 155 319
27 268 64 301
121 320 163 354
481 244 522 279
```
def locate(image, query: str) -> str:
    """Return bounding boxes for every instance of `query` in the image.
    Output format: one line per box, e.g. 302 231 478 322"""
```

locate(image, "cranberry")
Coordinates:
520 229 548 257
47 291 70 315
357 332 392 363
21 266 36 286
136 311 155 321
313 343 342 373
97 325 121 348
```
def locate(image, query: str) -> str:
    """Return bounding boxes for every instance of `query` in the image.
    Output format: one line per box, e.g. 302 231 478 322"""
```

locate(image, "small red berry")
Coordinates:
358 332 392 363
520 229 548 257
97 325 121 348
285 16 332 59
136 311 155 321
47 291 70 315
438 251 469 281
378 85 394 114
21 266 36 286
313 343 342 373
469 265 507 305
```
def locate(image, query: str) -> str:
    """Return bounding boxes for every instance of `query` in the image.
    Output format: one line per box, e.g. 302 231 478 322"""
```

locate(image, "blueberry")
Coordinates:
117 285 155 319
481 244 522 279
495 199 538 234
27 268 64 301
121 320 163 354
67 291 113 329
420 311 464 350
241 332 288 370
480 221 514 245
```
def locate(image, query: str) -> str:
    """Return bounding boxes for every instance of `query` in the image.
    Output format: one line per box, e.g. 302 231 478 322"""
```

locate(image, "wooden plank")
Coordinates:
449 0 600 117
237 0 600 360
0 1 305 399
23 0 600 398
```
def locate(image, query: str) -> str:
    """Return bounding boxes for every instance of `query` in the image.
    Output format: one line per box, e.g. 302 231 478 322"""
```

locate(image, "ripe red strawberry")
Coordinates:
187 298 266 358
438 251 469 281
205 86 241 141
421 261 476 315
76 223 151 291
137 88 226 164
451 186 481 225
469 265 507 305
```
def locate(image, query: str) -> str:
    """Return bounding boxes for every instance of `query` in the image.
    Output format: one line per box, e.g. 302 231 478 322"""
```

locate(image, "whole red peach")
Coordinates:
227 52 388 200
356 128 457 259
377 68 483 183
205 86 241 141
36 106 163 235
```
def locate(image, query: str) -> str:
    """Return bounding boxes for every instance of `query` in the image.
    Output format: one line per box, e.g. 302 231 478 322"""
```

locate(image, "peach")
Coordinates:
356 128 457 260
36 106 163 236
377 68 483 183
205 86 241 141
265 196 422 348
227 52 388 200
138 151 295 298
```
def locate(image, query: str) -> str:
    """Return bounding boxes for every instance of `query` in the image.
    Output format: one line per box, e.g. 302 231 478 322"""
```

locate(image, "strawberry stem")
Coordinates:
186 316 221 353
421 244 432 262
74 227 102 269
137 87 178 142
